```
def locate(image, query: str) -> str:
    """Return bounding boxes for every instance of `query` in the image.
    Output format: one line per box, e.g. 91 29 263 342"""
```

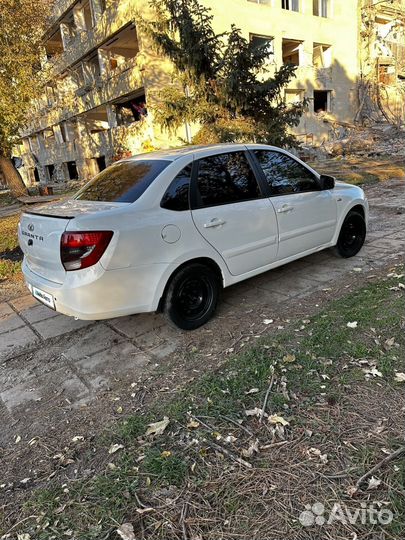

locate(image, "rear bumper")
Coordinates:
22 258 170 320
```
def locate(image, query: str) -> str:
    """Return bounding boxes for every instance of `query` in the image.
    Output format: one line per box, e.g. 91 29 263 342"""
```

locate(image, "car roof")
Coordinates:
125 143 283 162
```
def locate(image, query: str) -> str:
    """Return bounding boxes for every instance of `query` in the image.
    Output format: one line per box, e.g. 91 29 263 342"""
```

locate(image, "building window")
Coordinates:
313 90 331 113
96 156 107 172
99 24 139 77
66 161 79 180
282 39 303 65
116 93 147 126
313 43 332 68
313 0 330 17
282 0 299 12
250 34 274 57
46 164 55 182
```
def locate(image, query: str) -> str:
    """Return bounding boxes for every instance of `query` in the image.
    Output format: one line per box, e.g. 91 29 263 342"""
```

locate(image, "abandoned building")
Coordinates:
15 0 405 186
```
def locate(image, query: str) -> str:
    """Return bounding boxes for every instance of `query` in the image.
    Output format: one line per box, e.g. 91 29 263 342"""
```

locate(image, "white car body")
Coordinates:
18 144 368 321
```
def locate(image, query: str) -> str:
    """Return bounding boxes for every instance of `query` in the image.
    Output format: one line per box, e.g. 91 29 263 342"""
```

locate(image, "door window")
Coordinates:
161 164 191 211
253 150 319 195
196 152 261 208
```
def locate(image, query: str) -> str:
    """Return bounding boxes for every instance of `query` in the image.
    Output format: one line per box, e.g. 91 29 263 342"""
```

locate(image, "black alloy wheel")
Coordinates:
163 263 220 330
334 211 366 258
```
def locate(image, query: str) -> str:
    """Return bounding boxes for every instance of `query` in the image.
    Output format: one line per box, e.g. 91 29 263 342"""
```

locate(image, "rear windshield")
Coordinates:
74 160 170 203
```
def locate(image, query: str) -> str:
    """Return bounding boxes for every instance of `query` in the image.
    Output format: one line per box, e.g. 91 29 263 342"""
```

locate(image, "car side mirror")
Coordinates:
319 174 335 190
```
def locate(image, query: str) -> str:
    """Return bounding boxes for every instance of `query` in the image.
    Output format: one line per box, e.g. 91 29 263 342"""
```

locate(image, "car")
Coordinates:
18 144 368 330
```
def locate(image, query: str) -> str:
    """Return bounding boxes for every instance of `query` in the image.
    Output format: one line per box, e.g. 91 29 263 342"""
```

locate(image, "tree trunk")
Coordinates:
0 155 28 197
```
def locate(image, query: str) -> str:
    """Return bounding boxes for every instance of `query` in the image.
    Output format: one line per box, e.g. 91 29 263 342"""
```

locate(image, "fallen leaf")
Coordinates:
245 407 264 417
224 435 237 443
394 372 405 383
346 485 358 497
117 522 136 540
17 534 31 540
15 435 21 444
160 451 172 458
347 321 358 329
245 388 259 395
307 447 328 464
145 416 170 437
367 476 382 490
263 319 274 325
187 419 200 429
108 443 124 454
363 366 383 378
241 439 260 458
268 414 289 426
71 435 84 443
282 354 296 363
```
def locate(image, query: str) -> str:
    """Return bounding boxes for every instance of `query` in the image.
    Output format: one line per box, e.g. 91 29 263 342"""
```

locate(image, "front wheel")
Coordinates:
333 210 366 258
163 263 220 330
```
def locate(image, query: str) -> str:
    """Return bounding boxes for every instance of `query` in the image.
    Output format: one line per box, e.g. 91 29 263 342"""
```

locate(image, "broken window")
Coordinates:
96 156 107 172
250 34 274 58
44 28 64 59
313 90 331 113
46 164 55 182
65 161 79 180
282 39 303 65
313 43 332 68
313 0 329 17
282 0 299 12
116 93 147 126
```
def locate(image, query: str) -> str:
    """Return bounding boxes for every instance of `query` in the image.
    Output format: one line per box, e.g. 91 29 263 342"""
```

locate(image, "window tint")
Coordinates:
74 160 169 202
196 152 261 208
253 150 319 195
161 164 191 211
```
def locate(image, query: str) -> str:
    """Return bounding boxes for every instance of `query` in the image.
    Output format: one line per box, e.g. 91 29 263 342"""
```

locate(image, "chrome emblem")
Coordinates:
28 223 34 232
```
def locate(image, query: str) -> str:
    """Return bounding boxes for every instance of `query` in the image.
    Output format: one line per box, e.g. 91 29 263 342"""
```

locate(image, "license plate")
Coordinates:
32 286 55 309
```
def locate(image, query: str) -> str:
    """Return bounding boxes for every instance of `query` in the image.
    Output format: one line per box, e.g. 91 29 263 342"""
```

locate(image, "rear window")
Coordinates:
74 160 170 203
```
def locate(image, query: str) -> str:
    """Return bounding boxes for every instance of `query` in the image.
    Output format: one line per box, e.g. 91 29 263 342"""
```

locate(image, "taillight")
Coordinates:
61 231 113 271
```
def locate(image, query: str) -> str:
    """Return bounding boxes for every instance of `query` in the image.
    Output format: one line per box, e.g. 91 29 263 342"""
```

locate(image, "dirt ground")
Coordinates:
0 177 404 538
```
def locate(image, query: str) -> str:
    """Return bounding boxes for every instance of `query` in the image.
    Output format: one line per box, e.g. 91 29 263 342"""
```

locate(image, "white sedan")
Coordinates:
19 144 368 329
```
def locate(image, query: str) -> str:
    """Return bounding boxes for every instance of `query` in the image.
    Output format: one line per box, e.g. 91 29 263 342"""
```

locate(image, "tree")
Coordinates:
0 0 49 196
146 0 306 147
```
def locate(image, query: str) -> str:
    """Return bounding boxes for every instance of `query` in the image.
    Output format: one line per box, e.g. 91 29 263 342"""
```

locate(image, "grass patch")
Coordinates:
0 259 21 280
11 270 405 539
0 214 20 254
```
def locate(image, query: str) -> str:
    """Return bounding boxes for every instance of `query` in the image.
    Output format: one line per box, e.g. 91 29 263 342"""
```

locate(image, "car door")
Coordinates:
191 150 278 276
252 149 337 261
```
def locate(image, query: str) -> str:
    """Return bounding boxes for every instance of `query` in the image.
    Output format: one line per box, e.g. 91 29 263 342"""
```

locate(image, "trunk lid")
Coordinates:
19 212 70 284
19 200 123 284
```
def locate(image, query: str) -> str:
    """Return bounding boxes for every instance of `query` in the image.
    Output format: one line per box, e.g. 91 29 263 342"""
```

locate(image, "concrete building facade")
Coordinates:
17 0 365 186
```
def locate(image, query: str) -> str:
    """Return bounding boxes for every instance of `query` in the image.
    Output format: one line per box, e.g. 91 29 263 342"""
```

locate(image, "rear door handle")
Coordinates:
277 204 294 214
204 218 226 228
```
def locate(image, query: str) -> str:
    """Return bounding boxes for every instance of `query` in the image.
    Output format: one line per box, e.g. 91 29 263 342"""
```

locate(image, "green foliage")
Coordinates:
147 0 306 146
142 448 188 486
0 0 49 156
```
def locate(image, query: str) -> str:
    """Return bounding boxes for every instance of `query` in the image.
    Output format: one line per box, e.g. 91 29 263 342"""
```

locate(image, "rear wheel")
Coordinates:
163 263 220 330
333 210 366 258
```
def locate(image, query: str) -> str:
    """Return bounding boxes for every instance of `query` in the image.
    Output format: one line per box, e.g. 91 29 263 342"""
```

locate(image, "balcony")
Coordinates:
48 0 77 26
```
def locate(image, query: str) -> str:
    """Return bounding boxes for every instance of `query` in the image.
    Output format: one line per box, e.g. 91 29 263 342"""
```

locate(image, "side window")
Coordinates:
253 150 319 195
196 152 261 208
160 164 191 211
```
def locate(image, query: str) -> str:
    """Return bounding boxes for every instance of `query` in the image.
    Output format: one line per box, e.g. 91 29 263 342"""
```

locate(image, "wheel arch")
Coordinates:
333 201 368 245
156 257 225 312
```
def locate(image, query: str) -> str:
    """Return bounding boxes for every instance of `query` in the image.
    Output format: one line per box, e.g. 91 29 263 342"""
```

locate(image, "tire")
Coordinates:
163 263 220 330
333 210 366 258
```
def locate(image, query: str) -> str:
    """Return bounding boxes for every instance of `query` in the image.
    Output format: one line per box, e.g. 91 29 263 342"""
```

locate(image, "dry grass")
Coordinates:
309 156 405 186
3 268 404 540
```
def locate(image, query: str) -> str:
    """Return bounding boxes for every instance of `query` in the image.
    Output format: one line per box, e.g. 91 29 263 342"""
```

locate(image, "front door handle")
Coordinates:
204 218 226 228
277 204 294 214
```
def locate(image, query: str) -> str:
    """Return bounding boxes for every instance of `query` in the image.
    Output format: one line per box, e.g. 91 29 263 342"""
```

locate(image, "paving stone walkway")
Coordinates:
0 179 404 435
